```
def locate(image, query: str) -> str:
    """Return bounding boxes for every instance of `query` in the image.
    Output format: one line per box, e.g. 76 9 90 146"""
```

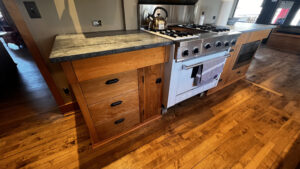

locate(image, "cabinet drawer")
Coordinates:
94 110 140 141
228 65 249 83
90 91 140 140
88 90 139 125
80 70 138 105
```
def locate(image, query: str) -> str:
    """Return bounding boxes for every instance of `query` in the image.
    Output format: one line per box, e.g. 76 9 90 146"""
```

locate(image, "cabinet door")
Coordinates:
138 64 163 122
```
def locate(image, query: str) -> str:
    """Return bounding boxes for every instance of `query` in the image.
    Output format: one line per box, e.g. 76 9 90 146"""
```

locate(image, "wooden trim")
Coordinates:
2 0 65 106
61 62 99 144
71 46 167 82
243 79 284 97
59 101 79 114
92 115 162 149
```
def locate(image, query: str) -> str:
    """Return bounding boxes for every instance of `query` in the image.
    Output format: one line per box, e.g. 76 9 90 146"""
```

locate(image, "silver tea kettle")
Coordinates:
148 7 168 30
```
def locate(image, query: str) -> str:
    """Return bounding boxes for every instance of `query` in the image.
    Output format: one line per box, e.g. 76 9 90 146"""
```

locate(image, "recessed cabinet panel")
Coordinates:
138 64 164 121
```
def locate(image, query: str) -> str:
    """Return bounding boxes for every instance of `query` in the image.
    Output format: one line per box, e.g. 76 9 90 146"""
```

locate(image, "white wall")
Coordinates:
195 0 222 24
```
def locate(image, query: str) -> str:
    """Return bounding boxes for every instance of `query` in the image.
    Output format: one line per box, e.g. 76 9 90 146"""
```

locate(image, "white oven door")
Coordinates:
176 53 227 95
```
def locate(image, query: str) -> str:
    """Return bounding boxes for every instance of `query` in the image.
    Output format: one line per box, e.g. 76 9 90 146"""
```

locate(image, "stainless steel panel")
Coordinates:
139 4 195 27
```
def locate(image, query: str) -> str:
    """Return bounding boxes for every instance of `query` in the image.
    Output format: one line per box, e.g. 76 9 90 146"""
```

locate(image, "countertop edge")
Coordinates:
232 25 277 33
49 41 174 63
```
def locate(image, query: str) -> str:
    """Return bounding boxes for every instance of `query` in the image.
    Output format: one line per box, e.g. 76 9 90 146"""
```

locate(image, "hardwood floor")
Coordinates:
0 46 299 169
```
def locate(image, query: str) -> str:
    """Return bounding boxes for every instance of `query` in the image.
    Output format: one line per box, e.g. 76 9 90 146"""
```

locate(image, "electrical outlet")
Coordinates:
92 20 102 27
23 1 41 19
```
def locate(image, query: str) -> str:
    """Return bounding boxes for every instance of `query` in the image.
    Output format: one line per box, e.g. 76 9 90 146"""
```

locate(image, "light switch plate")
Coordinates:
23 1 41 19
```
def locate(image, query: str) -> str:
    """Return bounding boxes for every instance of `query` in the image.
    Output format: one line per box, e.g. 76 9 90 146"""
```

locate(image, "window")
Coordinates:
290 9 300 26
271 1 294 24
233 0 264 23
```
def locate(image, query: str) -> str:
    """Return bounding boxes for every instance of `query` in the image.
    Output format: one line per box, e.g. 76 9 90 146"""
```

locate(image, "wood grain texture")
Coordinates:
88 90 139 126
94 105 140 141
247 29 271 43
1 47 299 169
138 64 164 122
61 62 99 144
80 70 138 105
267 32 300 54
71 46 167 82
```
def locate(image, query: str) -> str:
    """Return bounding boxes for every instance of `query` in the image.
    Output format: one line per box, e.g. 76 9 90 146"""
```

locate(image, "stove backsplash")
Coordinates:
138 4 196 28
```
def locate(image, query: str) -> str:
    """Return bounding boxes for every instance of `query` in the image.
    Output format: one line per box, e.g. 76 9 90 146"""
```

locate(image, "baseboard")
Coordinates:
59 101 80 115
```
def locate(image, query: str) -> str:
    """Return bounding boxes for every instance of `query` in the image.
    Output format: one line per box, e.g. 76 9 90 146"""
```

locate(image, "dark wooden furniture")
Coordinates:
61 46 170 148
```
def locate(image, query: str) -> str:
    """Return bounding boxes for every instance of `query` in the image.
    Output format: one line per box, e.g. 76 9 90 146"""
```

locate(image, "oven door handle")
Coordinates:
182 54 230 70
182 62 203 70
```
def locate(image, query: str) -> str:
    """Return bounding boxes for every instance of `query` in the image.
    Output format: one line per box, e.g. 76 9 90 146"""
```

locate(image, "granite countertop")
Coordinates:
49 30 173 62
229 22 277 33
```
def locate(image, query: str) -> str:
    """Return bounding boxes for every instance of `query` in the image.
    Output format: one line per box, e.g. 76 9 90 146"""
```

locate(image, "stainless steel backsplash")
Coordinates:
138 4 196 27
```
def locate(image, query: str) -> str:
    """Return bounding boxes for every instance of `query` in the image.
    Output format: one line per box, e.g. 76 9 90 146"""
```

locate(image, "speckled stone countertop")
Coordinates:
49 30 173 62
229 23 276 33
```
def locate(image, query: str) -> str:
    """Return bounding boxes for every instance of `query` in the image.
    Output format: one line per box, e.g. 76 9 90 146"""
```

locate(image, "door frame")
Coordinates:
1 0 66 108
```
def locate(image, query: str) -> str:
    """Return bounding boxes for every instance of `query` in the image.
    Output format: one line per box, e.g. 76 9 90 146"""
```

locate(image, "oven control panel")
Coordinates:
175 33 241 62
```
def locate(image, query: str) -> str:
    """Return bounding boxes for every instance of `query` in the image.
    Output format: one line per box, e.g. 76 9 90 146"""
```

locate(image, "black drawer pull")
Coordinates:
230 48 234 52
111 101 122 107
237 71 241 74
105 78 119 85
114 118 125 125
156 78 162 84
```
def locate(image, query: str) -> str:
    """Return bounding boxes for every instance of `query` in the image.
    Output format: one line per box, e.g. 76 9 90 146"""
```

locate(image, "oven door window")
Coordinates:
233 41 261 70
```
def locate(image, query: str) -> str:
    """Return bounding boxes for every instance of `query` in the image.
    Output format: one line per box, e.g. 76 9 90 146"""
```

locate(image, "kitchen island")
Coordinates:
50 30 173 148
50 23 276 148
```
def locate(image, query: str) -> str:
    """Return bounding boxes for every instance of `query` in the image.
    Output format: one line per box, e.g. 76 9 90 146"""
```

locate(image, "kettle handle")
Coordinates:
152 7 168 18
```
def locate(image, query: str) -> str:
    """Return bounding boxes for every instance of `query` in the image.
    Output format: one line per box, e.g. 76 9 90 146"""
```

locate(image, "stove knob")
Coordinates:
231 39 237 46
224 41 229 47
215 41 222 47
204 43 211 49
182 50 189 57
193 48 199 54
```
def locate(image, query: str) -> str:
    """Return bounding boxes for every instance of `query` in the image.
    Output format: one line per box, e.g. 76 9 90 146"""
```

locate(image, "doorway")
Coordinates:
0 0 57 118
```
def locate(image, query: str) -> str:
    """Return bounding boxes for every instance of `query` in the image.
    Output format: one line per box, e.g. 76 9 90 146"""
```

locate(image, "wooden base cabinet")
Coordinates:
208 29 272 95
61 46 169 148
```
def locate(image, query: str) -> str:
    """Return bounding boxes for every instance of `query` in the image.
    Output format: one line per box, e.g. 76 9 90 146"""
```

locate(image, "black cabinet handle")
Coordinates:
114 118 125 125
105 78 119 85
111 101 122 107
156 78 162 84
230 48 234 52
237 71 241 74
219 78 223 82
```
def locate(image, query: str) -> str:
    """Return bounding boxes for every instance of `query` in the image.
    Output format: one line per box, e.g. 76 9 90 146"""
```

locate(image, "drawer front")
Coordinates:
88 90 139 125
71 47 167 82
94 110 140 140
228 65 249 83
80 70 138 105
90 91 140 140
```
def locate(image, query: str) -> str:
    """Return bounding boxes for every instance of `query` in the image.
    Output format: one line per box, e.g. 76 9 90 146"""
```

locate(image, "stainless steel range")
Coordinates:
139 3 241 110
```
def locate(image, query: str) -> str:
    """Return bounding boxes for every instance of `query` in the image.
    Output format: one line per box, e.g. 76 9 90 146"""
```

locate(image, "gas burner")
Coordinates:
157 29 194 38
178 24 230 33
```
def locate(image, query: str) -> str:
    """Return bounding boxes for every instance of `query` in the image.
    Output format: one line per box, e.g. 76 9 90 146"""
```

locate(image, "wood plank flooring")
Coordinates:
0 46 299 169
